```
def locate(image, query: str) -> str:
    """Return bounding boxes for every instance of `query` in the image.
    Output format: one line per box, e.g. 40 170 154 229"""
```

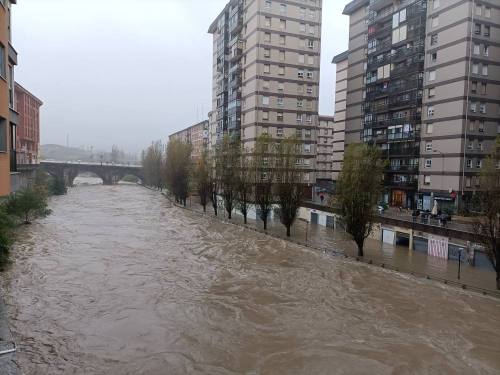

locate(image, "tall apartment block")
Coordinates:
342 0 499 211
0 0 17 197
316 115 334 187
332 51 348 182
208 0 323 186
169 120 209 161
15 83 43 165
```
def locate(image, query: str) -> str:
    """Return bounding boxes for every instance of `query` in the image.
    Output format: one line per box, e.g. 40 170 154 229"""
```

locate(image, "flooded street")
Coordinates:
2 183 500 374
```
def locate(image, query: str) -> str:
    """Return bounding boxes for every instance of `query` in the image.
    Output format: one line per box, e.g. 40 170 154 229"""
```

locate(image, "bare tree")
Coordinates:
253 134 275 231
235 148 254 224
336 144 385 256
141 141 164 189
165 139 192 205
275 136 304 237
473 138 500 289
195 151 211 213
216 135 240 219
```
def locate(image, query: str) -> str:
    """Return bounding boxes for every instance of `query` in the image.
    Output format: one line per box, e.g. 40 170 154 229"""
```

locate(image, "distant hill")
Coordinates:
40 144 138 164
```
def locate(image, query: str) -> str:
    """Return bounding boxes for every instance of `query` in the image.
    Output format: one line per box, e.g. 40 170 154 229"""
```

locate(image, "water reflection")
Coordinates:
2 185 500 374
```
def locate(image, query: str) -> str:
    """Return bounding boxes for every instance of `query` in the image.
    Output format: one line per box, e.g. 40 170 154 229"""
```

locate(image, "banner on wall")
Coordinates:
428 235 449 259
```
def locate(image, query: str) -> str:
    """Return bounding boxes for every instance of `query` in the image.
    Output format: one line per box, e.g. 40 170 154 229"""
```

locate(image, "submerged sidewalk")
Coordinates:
173 195 499 295
0 297 19 375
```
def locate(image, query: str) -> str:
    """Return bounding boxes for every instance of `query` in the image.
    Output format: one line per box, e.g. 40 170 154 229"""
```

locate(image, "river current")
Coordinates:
2 183 500 374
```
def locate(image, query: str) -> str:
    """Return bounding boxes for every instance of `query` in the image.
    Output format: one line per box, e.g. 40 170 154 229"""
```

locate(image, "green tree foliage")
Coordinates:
253 134 275 230
5 187 51 225
275 136 304 237
0 203 14 267
195 151 211 213
474 137 500 289
50 175 68 195
215 135 240 219
142 141 165 189
235 149 254 224
336 144 385 256
165 139 192 205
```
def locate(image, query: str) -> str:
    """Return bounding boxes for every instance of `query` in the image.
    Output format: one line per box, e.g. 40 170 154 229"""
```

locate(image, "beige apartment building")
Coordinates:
316 115 334 182
209 0 322 187
332 51 348 182
169 120 209 161
341 0 500 211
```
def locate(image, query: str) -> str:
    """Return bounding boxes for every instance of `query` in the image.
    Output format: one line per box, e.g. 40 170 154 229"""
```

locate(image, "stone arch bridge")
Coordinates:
40 161 143 186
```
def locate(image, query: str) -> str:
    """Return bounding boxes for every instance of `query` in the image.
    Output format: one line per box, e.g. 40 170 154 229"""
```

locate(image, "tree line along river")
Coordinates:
1 181 500 374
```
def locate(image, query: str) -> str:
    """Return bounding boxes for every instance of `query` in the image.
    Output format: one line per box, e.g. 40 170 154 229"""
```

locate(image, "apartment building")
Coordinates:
0 0 17 197
332 51 348 182
341 0 499 211
169 120 210 160
15 83 43 165
208 0 322 186
316 115 334 184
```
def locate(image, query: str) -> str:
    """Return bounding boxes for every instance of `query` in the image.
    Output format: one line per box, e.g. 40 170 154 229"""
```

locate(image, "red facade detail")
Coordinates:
15 83 43 165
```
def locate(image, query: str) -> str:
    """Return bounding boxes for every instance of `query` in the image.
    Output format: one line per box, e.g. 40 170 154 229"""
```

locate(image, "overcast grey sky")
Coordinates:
13 0 349 154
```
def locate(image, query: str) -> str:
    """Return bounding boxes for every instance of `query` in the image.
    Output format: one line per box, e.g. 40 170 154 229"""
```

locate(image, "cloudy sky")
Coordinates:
13 0 349 154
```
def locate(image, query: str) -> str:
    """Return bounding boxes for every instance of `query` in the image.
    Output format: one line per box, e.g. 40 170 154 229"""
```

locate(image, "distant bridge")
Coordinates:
40 160 143 186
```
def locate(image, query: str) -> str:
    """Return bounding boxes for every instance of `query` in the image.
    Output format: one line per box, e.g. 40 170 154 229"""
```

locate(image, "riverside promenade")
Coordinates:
0 297 18 374
170 194 499 296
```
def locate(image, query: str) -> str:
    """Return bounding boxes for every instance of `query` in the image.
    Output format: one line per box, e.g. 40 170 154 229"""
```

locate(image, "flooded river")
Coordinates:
2 183 500 374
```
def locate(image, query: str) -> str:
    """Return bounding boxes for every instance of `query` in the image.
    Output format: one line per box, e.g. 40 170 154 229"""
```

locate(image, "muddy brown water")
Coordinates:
1 182 500 374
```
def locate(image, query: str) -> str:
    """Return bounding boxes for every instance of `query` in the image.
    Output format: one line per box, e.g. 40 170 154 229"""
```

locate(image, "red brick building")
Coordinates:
15 83 42 165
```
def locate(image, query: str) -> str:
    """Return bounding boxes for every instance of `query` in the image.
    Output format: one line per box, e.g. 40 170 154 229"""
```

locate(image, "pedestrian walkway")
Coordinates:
175 196 498 295
0 298 19 375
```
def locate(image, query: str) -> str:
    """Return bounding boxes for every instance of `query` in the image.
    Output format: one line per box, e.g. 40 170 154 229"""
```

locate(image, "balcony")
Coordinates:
387 165 419 173
387 179 418 189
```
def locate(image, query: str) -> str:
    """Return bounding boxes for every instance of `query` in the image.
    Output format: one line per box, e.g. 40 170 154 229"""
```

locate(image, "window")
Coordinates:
485 7 491 18
306 86 313 94
263 111 269 121
472 63 479 74
426 142 433 152
484 26 490 37
474 44 480 55
481 83 487 95
262 126 268 134
428 88 435 98
469 120 475 132
468 141 473 150
308 40 314 49
280 3 286 14
479 103 486 114
425 159 432 168
392 25 407 44
427 106 435 117
426 123 433 134
265 17 271 27
264 64 270 74
309 25 315 34
296 128 302 137
466 177 472 188
432 16 439 27
280 19 286 30
309 9 316 19
470 102 477 112
299 7 306 18
264 33 271 42
296 114 303 123
424 175 431 185
262 96 270 105
0 120 6 152
307 56 314 65
299 54 305 63
466 159 472 168
475 3 482 16
0 44 5 78
277 83 284 91
475 24 481 35
305 128 312 137
297 99 303 108
304 144 311 153
479 121 484 132
262 81 270 90
482 65 488 76
476 159 482 169
433 0 440 9
471 81 477 93
298 69 304 78
279 35 286 45
303 173 310 182
430 52 437 62
300 23 306 32
429 70 436 81
264 48 270 58
264 0 271 9
277 127 284 137
431 34 438 45
478 142 483 151
278 66 285 75
306 71 313 79
277 112 283 121
483 45 489 56
277 97 284 106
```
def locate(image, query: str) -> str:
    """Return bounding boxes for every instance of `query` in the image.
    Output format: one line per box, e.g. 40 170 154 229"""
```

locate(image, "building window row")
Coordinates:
262 111 314 124
264 16 317 34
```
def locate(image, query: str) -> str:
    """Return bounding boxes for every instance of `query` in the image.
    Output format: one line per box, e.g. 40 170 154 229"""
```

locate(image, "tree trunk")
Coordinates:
244 214 247 224
286 225 291 237
202 204 206 213
355 238 364 257
263 218 267 230
227 210 232 219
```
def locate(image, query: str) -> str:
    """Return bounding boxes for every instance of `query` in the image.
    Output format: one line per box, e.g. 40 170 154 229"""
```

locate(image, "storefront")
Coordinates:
418 191 457 213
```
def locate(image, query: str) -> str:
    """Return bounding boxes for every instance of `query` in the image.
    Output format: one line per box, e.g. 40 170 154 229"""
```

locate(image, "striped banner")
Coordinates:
428 235 449 259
